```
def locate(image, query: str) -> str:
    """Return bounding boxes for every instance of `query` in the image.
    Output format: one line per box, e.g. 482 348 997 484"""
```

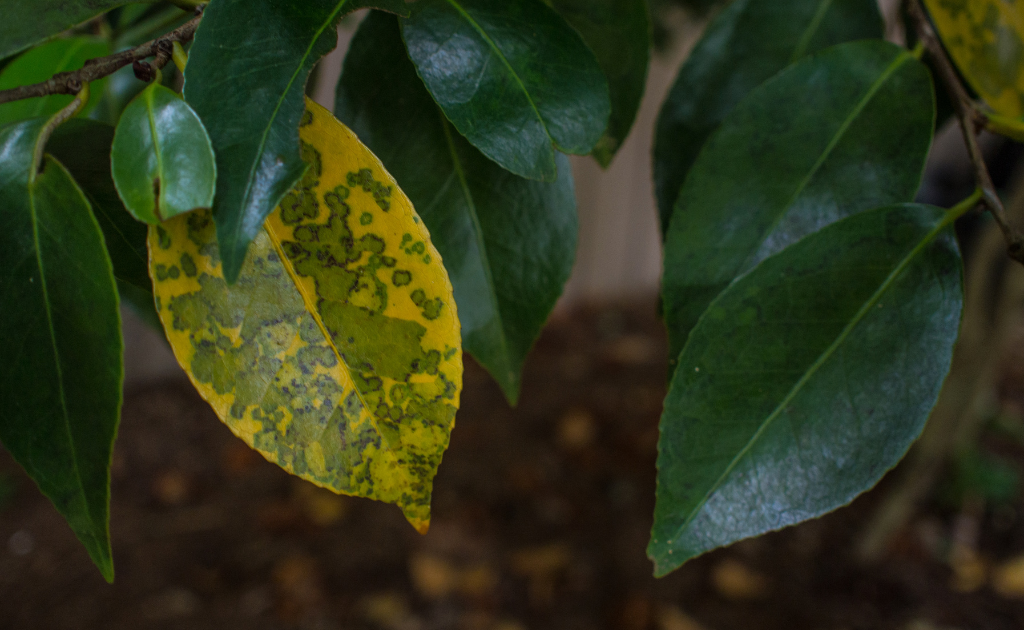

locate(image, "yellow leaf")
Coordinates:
924 0 1024 120
148 99 462 533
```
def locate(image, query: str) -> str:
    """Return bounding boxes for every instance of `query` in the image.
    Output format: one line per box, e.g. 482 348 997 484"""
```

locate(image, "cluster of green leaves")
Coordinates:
0 0 1021 582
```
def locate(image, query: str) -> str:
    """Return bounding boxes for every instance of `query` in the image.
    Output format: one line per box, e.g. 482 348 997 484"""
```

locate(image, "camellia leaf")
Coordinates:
183 0 412 284
662 40 935 372
0 0 134 60
924 0 1024 120
337 12 576 405
149 100 462 531
0 119 123 582
47 118 159 327
400 0 611 181
650 203 964 576
653 0 882 233
546 0 651 167
0 37 111 127
111 80 216 224
47 119 151 294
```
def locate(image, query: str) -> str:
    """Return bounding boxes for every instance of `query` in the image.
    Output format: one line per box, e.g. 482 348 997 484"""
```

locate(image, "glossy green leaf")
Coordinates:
0 119 123 582
183 0 411 284
662 41 935 372
150 100 461 531
337 12 576 404
924 0 1024 120
400 0 611 181
653 0 882 233
546 0 651 167
47 118 152 296
0 37 111 127
0 0 135 60
651 203 963 576
111 81 215 224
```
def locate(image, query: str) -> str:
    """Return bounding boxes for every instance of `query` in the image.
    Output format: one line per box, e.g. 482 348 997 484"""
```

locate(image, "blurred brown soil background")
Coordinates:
3 301 1024 630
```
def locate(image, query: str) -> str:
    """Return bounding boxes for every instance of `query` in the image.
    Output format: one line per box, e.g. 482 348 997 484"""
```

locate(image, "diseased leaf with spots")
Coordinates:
925 0 1024 121
150 100 462 531
184 0 413 284
0 119 123 582
662 41 935 374
0 37 111 127
401 0 611 181
112 81 216 224
651 204 963 576
337 12 576 405
653 0 882 233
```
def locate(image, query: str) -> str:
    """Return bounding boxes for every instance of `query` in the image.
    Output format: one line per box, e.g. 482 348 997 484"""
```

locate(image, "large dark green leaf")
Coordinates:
0 119 123 582
662 41 934 371
183 0 412 283
400 0 611 181
337 11 577 404
653 0 882 233
112 81 215 224
0 0 135 60
546 0 650 167
46 119 151 294
0 36 111 126
650 203 963 576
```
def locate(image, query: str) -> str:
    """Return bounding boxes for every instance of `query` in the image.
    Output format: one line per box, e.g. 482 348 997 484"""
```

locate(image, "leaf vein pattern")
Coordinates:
669 210 954 544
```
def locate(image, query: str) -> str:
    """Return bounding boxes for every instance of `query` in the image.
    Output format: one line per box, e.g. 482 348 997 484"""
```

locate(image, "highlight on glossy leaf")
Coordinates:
651 203 964 576
149 100 462 532
111 80 216 224
924 0 1024 120
401 0 612 181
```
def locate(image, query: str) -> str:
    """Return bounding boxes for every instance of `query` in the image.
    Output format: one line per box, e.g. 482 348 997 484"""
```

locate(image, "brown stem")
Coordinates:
908 0 1024 265
0 9 203 107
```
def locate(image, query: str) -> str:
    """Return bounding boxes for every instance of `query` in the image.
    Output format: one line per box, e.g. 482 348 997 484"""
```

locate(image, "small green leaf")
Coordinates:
111 81 215 224
653 0 882 233
0 0 133 60
924 0 1024 121
0 119 123 582
662 40 935 372
650 203 963 576
0 37 111 126
184 0 409 284
401 0 611 181
337 11 577 404
47 118 152 294
546 0 651 167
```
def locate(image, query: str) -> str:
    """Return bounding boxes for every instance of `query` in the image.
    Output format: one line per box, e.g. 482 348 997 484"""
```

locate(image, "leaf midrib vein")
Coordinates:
437 114 513 381
441 0 551 143
29 178 96 532
263 227 393 455
739 49 913 275
231 0 348 255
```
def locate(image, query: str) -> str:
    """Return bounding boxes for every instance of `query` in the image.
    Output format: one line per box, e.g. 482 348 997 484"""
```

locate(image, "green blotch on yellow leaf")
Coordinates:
925 0 1024 120
149 100 462 532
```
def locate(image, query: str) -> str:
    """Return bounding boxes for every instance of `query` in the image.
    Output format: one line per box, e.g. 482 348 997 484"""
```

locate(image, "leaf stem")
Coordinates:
908 0 1024 264
0 8 204 107
172 42 189 74
30 84 90 183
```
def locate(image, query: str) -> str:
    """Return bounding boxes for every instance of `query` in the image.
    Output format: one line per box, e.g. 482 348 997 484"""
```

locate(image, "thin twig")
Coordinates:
0 9 203 107
908 0 1024 265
